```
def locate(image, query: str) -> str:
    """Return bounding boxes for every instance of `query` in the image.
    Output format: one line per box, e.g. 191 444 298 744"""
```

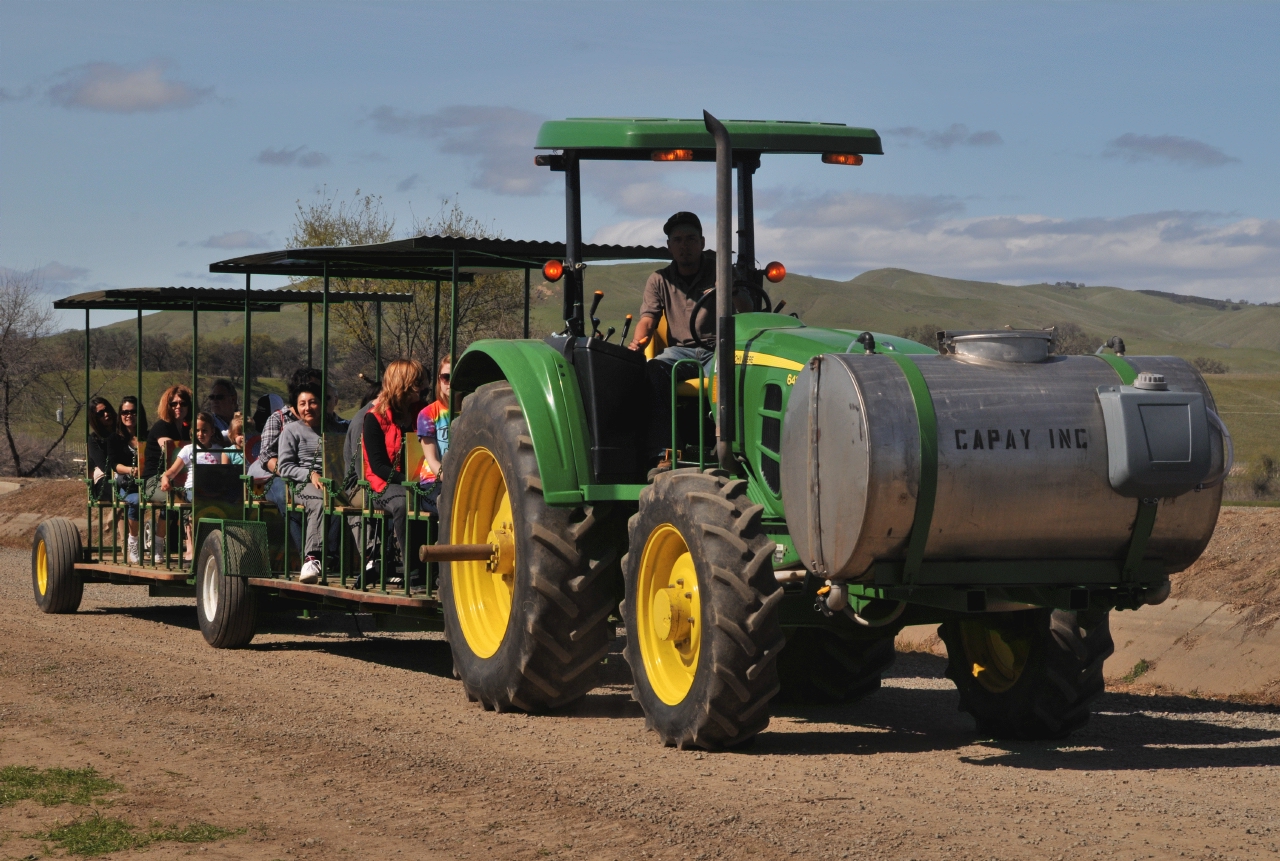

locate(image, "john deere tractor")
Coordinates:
440 113 1230 748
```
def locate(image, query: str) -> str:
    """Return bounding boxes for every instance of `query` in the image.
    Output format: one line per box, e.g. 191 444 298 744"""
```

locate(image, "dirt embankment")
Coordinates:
0 479 86 549
1172 506 1280 627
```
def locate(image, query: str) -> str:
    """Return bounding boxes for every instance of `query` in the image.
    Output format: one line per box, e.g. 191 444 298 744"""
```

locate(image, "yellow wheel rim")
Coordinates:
959 620 1032 693
450 447 515 659
635 523 702 706
36 539 48 596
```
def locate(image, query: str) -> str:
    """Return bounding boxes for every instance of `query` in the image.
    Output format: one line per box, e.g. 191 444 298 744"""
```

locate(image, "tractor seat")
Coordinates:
645 316 712 400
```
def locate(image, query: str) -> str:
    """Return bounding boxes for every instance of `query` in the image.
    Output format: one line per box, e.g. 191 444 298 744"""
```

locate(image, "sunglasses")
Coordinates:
438 373 451 382
120 410 136 416
170 399 188 407
208 393 229 402
95 409 112 418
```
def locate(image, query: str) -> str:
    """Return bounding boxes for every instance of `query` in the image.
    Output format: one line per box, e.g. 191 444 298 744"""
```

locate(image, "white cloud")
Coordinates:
396 173 422 192
369 104 549 196
198 230 273 249
177 271 237 283
256 145 330 168
47 60 212 113
0 261 91 296
1104 133 1239 168
885 124 1003 150
0 84 35 103
591 197 1280 303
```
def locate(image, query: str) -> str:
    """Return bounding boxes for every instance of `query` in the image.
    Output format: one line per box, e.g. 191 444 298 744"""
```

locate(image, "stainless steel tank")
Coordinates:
779 335 1226 582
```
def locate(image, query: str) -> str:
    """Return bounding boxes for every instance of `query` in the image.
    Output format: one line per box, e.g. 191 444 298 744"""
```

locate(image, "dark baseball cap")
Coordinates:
663 211 703 236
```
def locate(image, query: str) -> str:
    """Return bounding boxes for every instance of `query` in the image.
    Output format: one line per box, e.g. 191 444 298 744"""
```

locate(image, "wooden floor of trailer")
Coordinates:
74 562 440 613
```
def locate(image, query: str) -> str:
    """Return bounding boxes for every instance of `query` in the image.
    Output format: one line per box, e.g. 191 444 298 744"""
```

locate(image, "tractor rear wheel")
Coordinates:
440 381 617 712
621 469 784 749
195 527 258 648
775 627 896 705
939 608 1113 740
32 518 83 614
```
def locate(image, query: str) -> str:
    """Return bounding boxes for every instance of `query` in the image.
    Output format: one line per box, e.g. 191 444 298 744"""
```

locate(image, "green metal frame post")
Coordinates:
432 280 440 381
243 274 252 452
307 303 313 368
449 251 459 412
135 307 143 419
191 299 199 505
523 268 530 339
375 298 382 378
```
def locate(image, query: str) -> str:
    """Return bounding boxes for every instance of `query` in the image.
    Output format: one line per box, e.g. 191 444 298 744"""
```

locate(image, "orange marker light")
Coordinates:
765 261 787 283
543 259 564 282
651 149 694 162
821 153 864 166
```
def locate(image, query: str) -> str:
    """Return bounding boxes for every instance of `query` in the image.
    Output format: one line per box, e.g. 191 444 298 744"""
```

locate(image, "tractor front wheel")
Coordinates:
621 469 784 749
939 608 1113 739
440 382 617 712
775 627 896 705
32 518 83 614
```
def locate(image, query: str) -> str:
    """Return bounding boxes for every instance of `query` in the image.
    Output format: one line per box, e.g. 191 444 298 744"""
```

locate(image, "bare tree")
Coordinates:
900 322 942 351
288 191 524 392
0 271 116 475
1049 321 1095 356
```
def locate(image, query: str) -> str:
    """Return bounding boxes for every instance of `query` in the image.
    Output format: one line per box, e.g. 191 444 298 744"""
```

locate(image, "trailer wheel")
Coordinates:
440 382 617 712
195 527 258 648
939 608 1113 740
775 628 896 705
621 469 784 749
32 518 83 614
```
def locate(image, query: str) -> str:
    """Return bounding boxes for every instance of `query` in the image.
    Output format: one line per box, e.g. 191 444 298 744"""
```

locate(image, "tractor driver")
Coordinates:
627 211 751 466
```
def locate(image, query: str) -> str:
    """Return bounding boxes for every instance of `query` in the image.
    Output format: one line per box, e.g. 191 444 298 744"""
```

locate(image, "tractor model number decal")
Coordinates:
785 373 797 386
953 428 1088 450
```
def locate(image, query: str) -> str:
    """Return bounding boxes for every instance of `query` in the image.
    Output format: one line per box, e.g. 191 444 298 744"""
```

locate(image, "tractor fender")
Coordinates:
452 340 591 505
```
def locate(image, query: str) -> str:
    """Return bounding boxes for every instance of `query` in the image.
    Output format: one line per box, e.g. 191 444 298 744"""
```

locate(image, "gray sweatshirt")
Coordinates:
277 420 323 484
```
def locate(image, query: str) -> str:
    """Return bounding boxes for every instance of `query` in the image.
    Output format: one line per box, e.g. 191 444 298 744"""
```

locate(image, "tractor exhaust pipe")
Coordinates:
703 110 736 471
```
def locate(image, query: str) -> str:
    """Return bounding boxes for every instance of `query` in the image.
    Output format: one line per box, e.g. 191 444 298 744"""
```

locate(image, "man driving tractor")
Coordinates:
628 211 751 464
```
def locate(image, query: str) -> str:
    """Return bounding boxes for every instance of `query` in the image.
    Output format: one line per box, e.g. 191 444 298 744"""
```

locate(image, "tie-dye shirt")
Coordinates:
415 400 450 485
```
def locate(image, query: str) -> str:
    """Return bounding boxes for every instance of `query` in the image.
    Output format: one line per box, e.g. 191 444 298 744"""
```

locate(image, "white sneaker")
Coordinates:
299 558 321 584
127 536 140 565
153 551 164 565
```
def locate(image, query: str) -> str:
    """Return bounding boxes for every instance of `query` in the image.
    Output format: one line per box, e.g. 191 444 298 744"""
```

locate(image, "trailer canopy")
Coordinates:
53 286 414 312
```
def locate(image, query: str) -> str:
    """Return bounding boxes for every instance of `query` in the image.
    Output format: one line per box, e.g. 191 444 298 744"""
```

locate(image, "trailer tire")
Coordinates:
621 469 784 750
32 518 83 614
775 628 896 705
195 527 258 649
441 381 617 712
940 608 1113 740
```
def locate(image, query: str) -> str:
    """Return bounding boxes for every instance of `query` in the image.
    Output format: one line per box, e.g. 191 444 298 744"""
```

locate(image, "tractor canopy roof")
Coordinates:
210 234 669 280
535 117 883 160
53 286 414 312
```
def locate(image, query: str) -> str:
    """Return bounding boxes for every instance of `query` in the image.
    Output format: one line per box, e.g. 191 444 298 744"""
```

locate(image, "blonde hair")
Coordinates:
156 385 193 423
376 359 424 419
229 412 244 446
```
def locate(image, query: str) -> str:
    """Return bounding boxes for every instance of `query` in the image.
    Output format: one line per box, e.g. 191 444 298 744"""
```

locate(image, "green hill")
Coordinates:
528 264 1280 373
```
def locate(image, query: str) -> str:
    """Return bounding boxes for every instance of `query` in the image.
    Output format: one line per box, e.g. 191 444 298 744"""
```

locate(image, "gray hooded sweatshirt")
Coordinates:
277 420 323 484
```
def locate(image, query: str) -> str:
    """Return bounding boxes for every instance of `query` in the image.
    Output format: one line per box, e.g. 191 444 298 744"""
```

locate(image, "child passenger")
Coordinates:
161 412 222 561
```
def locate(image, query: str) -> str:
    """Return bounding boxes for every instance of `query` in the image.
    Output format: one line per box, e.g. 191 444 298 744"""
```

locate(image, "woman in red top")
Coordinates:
361 359 426 582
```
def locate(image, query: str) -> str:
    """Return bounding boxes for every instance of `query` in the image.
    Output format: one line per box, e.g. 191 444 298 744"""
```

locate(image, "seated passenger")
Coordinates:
205 378 239 444
415 354 451 515
276 384 327 584
86 397 130 502
362 359 426 586
141 385 192 564
626 211 750 464
118 395 147 563
222 413 246 466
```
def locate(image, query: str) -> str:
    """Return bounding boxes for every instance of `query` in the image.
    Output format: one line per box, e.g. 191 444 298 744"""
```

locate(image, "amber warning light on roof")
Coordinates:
542 260 564 282
651 149 694 162
765 262 787 283
821 153 864 166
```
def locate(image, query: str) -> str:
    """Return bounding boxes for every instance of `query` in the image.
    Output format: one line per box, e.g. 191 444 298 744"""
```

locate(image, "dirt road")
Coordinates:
2 547 1279 860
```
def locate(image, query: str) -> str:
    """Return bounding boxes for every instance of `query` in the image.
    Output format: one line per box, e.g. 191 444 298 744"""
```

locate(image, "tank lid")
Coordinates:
939 329 1052 364
1133 372 1169 391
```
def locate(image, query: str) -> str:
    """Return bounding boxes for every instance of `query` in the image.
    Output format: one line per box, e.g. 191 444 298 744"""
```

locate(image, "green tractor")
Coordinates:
440 114 1232 748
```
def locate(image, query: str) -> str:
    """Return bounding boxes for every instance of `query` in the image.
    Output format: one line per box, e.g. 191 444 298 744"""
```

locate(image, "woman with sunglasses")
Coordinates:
116 395 147 563
140 385 192 564
415 354 451 515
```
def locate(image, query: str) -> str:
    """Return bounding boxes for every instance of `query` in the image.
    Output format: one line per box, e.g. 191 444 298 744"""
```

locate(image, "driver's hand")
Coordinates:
628 336 649 351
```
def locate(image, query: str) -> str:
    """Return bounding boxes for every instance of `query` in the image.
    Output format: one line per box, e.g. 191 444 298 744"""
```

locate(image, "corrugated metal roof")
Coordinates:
210 235 669 277
53 286 415 311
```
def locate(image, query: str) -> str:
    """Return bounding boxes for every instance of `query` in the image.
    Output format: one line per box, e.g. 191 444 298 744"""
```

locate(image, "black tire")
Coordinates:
939 608 1114 740
440 381 617 712
195 527 258 648
775 627 896 705
620 469 784 749
32 517 83 614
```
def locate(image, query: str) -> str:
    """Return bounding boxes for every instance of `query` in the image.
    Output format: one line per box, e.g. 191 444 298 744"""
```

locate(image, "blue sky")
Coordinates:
3 1 1278 328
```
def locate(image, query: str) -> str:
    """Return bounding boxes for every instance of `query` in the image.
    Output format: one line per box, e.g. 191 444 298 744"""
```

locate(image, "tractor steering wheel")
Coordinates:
688 289 717 352
688 281 776 352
